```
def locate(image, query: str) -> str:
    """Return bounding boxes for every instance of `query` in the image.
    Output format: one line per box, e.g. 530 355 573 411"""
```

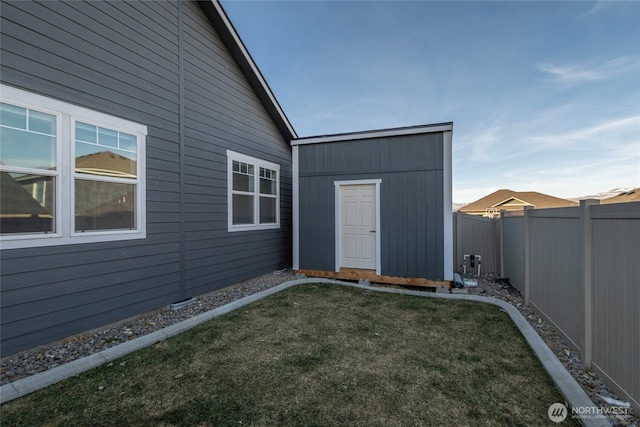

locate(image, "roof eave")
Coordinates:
492 197 532 208
198 0 297 141
291 122 453 146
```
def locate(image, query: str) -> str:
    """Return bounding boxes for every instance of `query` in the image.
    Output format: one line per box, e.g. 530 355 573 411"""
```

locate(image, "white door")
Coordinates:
340 184 376 270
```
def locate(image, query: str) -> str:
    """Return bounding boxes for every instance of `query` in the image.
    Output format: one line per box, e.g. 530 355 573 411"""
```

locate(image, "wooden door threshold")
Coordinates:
296 268 451 288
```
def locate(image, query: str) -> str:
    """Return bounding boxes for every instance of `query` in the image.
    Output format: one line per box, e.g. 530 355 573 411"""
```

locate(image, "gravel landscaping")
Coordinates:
1 270 637 425
0 269 298 386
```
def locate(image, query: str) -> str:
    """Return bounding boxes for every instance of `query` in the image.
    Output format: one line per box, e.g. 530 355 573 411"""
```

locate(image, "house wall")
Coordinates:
297 133 446 280
0 0 291 357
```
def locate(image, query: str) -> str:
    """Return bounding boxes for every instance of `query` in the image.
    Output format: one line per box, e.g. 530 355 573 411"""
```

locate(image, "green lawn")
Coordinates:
1 283 578 426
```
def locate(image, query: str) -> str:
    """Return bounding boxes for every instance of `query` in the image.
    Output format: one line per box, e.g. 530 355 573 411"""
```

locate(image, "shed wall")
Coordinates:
297 133 445 280
0 0 291 356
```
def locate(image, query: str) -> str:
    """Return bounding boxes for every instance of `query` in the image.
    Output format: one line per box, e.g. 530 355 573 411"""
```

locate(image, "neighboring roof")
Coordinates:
75 151 136 178
461 189 578 213
198 0 297 141
601 188 640 204
291 122 453 146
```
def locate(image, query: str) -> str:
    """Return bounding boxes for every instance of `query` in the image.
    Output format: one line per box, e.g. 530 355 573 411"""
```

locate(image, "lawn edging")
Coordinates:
0 278 607 426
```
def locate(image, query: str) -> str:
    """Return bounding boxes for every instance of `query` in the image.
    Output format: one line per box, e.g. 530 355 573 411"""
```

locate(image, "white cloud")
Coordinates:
576 1 608 20
537 56 638 87
576 0 624 20
452 113 640 202
530 115 640 145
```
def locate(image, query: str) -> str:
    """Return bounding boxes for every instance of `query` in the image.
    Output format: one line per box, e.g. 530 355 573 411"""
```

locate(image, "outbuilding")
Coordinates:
292 123 454 287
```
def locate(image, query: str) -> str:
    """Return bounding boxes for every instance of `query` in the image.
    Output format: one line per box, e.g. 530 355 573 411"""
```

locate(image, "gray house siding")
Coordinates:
296 132 446 280
0 1 291 357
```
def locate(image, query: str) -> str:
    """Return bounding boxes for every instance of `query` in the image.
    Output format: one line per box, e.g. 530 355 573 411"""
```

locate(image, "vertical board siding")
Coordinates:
381 170 444 279
591 204 640 409
298 133 445 280
0 0 291 356
528 209 583 352
298 176 335 271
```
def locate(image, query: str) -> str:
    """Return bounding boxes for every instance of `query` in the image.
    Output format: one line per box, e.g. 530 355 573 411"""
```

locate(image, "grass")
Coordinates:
1 283 578 426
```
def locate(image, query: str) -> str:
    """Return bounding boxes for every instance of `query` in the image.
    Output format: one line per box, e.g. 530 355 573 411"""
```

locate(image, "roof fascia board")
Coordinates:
199 1 297 140
493 197 532 208
291 123 453 146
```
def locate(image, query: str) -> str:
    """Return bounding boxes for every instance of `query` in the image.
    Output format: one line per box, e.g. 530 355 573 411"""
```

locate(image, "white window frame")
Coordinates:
0 84 147 249
227 150 280 232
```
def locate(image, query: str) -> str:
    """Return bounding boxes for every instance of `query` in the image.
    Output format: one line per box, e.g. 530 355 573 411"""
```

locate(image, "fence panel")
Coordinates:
454 201 639 410
528 207 583 352
453 212 498 274
591 202 640 409
502 214 525 293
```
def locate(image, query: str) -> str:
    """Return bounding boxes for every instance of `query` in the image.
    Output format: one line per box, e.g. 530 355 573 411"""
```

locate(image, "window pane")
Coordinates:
98 127 118 148
1 103 27 129
75 122 97 143
119 133 137 152
28 110 56 135
260 197 277 224
0 127 56 169
76 142 137 178
75 122 137 178
259 168 277 195
232 194 254 225
75 179 135 231
1 172 54 234
233 171 254 192
260 177 277 195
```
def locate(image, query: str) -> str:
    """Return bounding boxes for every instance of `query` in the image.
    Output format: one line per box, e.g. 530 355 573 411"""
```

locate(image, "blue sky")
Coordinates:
221 0 640 203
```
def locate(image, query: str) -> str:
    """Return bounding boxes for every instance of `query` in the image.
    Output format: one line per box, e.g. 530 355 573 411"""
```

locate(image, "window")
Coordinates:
0 85 147 249
227 150 280 232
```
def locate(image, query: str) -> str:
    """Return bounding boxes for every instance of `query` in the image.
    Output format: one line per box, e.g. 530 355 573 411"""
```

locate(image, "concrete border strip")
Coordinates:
0 278 607 426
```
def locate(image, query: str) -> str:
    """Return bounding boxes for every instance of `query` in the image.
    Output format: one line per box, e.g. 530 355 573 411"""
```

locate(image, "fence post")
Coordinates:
524 206 532 306
452 212 458 274
499 210 505 277
581 199 599 369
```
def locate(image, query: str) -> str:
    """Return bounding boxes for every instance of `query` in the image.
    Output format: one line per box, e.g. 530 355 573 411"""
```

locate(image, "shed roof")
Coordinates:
291 122 453 146
198 1 297 140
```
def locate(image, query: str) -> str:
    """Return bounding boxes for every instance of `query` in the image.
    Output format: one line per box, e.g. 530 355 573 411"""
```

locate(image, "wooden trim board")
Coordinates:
296 268 451 288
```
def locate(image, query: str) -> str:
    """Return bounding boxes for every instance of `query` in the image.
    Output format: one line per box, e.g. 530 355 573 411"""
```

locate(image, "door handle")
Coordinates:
369 230 376 233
